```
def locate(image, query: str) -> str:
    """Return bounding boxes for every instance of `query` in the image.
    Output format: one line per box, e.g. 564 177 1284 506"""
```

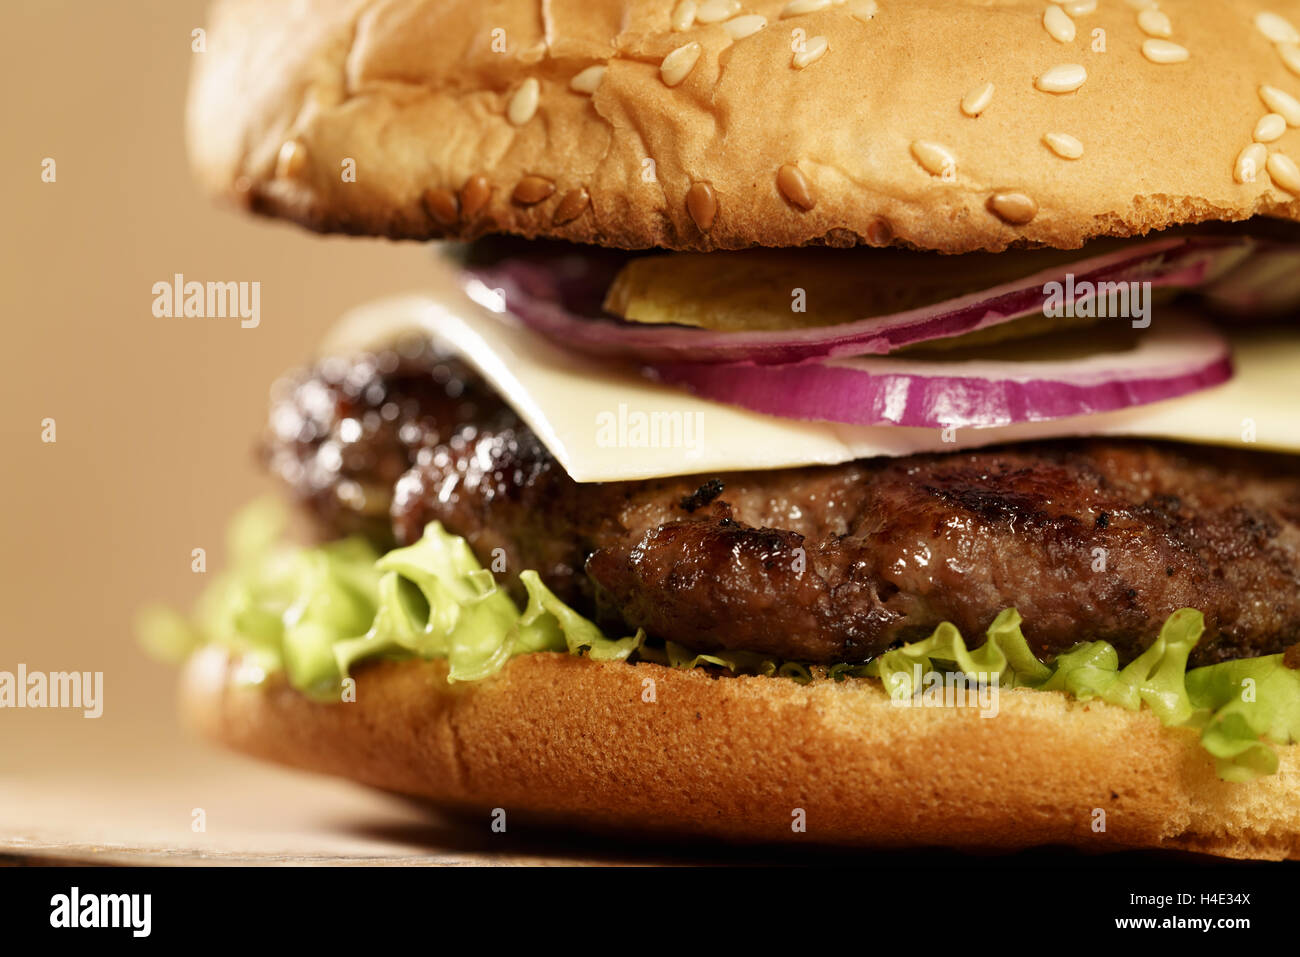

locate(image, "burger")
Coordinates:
154 0 1300 860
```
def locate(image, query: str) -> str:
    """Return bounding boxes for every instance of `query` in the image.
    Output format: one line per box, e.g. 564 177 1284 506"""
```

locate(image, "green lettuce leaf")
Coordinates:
1038 607 1199 726
1184 656 1300 781
136 501 378 694
143 502 645 695
517 570 643 661
866 606 1298 781
144 501 1300 781
369 523 534 682
867 608 1053 696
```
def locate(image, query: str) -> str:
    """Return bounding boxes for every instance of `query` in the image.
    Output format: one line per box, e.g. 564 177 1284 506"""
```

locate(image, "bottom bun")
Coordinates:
180 647 1300 860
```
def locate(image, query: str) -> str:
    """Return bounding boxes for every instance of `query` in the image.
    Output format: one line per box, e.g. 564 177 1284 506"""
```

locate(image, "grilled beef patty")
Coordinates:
264 339 1300 667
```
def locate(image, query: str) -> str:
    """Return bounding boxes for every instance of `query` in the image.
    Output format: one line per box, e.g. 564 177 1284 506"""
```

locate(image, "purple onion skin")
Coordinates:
649 353 1235 429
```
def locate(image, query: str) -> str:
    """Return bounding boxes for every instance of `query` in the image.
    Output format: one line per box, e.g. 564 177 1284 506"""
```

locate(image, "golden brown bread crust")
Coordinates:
181 647 1300 859
186 0 1300 253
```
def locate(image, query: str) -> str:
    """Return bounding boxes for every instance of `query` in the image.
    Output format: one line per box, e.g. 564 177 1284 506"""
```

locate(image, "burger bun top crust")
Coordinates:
188 0 1300 252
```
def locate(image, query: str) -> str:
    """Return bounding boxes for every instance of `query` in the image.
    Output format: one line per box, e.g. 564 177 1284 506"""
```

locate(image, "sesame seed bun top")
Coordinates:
188 0 1300 253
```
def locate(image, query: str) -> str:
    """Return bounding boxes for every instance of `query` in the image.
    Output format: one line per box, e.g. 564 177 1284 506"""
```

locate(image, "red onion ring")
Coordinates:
1200 245 1300 316
645 317 1233 429
463 236 1251 365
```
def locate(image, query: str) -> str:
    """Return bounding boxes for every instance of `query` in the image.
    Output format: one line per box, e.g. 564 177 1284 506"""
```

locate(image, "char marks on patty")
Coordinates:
264 339 1300 668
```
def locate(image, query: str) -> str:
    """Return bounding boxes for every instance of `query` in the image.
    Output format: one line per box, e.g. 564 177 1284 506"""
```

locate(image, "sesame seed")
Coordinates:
781 0 831 16
1063 0 1096 15
1035 64 1087 93
275 139 307 179
422 187 459 227
696 0 740 23
1141 40 1189 64
517 41 547 65
552 187 591 225
507 77 540 125
848 0 879 20
1255 113 1287 143
866 218 892 245
661 41 703 86
987 191 1038 225
1268 151 1300 194
776 164 815 209
671 0 697 31
1281 43 1300 76
961 82 995 117
569 65 606 94
1043 131 1084 159
1043 5 1075 43
1123 0 1157 10
460 175 491 218
1256 11 1300 45
910 140 957 178
1235 143 1268 184
723 14 767 39
1137 8 1172 38
686 182 718 231
1261 84 1300 125
512 175 555 205
792 35 828 69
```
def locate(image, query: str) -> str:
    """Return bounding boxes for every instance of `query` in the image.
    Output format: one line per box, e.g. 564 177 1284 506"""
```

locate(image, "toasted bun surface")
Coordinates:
187 0 1300 253
182 647 1300 860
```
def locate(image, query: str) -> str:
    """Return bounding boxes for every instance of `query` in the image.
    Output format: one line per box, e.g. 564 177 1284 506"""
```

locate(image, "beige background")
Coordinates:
0 0 480 860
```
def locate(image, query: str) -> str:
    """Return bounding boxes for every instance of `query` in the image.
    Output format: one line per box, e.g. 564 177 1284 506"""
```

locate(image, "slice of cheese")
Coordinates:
322 283 1300 483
